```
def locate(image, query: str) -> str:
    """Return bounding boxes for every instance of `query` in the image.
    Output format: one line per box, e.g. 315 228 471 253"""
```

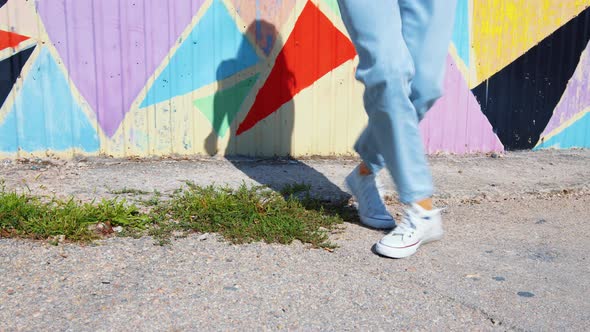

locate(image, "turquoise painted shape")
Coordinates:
321 0 341 16
194 74 259 137
451 0 470 67
535 112 590 149
141 0 261 108
0 47 99 153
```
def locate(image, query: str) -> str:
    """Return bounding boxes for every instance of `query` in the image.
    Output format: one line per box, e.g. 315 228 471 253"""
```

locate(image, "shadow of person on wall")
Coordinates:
204 20 351 205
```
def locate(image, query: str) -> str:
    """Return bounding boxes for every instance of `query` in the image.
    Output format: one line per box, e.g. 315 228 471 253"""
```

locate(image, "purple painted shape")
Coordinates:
420 56 504 154
542 42 590 137
37 0 205 136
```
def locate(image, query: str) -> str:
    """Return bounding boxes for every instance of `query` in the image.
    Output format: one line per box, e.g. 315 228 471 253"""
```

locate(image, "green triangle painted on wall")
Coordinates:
194 74 259 137
320 0 341 16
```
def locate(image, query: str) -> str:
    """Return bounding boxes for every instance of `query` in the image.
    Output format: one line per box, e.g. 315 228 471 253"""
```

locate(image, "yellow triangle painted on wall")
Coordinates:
472 0 590 86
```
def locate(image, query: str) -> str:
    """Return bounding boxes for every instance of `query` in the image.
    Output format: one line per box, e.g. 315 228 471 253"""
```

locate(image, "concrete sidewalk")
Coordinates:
1 150 589 331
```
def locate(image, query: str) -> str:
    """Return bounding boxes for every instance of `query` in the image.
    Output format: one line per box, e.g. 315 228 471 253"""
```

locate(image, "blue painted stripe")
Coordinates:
451 0 470 66
0 47 99 153
535 112 590 149
141 0 261 108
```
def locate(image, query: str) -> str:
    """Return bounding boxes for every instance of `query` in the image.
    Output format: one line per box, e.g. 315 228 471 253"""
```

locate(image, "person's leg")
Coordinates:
375 0 457 258
400 0 457 121
337 0 410 230
399 0 457 210
354 128 385 175
346 125 394 229
338 0 431 205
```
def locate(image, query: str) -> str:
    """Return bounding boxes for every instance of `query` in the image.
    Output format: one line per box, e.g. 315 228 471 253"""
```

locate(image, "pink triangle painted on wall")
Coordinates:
420 55 504 154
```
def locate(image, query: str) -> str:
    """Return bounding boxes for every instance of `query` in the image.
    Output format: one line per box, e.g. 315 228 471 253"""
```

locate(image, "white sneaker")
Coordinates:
375 204 443 258
345 166 395 229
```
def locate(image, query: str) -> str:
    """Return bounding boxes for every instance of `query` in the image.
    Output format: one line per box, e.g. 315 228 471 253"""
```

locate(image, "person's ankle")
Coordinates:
416 198 433 211
359 162 372 176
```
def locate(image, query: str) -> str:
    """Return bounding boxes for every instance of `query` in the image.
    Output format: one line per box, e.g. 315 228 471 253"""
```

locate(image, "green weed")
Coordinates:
108 187 150 195
0 190 148 242
0 183 351 249
280 182 312 197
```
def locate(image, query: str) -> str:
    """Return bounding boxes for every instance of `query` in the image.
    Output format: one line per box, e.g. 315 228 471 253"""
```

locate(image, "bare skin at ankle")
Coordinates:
358 162 433 210
416 198 433 211
359 162 372 176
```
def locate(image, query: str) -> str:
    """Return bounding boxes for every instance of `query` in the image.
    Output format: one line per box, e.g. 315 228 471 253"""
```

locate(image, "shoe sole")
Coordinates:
345 174 395 229
375 232 443 259
360 215 396 229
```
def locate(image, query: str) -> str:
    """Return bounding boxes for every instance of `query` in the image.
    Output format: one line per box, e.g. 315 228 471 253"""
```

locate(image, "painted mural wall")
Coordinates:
0 0 589 158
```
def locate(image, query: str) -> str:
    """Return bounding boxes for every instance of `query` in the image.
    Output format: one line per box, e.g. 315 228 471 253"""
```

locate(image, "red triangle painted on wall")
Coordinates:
236 0 356 135
0 30 29 51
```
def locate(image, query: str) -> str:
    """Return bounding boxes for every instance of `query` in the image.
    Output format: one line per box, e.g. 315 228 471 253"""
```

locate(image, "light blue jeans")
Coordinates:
337 0 457 204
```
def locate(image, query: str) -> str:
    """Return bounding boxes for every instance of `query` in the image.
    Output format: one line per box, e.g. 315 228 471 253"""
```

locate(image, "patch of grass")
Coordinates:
108 187 150 195
152 183 343 248
139 190 163 207
278 182 358 227
280 182 312 197
0 182 351 249
0 189 149 242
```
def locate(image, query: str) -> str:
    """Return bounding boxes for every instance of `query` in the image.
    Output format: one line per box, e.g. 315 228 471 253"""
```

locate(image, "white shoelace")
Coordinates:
390 210 417 237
